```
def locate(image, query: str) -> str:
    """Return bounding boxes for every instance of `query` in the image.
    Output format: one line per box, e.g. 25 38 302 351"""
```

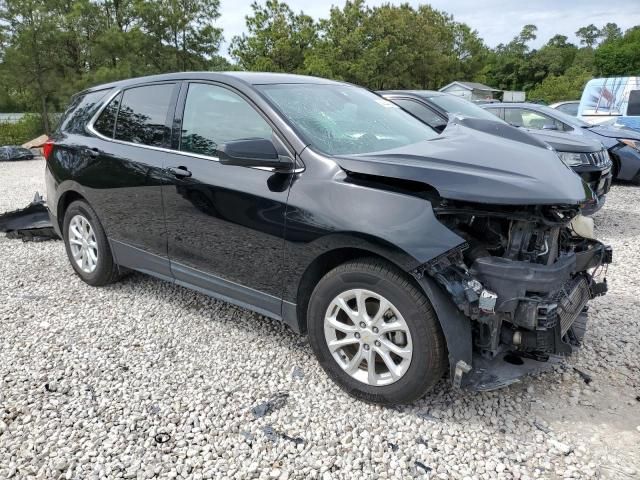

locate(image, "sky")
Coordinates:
218 0 640 55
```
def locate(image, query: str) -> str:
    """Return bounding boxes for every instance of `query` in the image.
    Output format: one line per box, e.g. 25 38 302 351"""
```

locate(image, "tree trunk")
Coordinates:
40 93 50 135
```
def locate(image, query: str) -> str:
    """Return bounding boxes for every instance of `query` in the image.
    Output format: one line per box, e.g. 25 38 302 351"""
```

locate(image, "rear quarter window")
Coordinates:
59 89 112 135
93 92 122 138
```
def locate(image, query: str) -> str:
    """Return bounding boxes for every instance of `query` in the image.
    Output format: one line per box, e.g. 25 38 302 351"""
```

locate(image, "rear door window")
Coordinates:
507 108 563 130
556 103 579 116
114 84 175 147
180 83 273 158
392 98 446 131
483 107 503 120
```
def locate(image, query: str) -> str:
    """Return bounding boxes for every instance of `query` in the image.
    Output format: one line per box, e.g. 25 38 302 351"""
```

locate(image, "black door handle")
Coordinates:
84 147 101 157
168 166 192 178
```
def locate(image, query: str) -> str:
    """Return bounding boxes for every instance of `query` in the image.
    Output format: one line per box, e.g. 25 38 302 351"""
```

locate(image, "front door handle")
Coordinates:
167 166 192 178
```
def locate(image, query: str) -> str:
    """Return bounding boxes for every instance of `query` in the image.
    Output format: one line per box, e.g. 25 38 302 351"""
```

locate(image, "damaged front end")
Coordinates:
415 200 611 391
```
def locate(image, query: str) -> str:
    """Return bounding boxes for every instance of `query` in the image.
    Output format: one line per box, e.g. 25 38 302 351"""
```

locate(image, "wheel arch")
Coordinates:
57 190 88 231
294 246 419 334
292 244 473 386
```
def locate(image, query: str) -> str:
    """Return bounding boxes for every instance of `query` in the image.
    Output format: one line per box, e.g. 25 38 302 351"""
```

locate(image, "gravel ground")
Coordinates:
1 158 639 480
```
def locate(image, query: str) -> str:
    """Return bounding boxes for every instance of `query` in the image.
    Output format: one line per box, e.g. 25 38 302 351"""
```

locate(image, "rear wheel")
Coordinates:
307 258 447 405
63 200 121 286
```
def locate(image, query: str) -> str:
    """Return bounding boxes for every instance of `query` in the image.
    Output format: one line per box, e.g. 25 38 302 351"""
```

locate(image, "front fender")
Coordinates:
282 157 466 303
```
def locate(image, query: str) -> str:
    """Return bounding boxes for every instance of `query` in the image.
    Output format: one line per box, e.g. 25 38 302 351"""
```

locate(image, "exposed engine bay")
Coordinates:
416 200 611 366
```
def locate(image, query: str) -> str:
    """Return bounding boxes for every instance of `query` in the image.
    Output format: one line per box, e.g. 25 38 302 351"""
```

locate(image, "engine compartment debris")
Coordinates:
415 201 612 389
251 392 289 418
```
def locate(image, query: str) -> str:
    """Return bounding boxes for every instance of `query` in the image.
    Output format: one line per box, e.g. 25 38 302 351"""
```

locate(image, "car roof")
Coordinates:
484 102 544 109
378 90 445 98
550 101 579 106
83 71 345 94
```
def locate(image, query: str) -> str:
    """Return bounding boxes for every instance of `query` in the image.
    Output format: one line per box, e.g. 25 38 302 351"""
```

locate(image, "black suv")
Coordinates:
45 73 611 404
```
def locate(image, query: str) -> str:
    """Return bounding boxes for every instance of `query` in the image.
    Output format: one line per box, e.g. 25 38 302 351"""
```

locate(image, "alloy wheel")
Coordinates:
324 289 413 386
68 214 98 273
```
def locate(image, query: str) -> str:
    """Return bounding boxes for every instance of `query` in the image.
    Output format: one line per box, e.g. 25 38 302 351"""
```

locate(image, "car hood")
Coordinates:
522 128 602 153
588 124 640 141
334 121 592 206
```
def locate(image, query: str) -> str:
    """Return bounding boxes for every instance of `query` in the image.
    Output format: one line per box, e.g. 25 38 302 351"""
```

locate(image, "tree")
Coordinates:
304 1 486 90
230 0 317 73
527 34 577 83
518 24 538 45
481 25 538 91
527 65 592 103
599 22 622 43
134 0 223 71
303 0 372 82
575 24 599 48
0 0 62 132
595 26 640 76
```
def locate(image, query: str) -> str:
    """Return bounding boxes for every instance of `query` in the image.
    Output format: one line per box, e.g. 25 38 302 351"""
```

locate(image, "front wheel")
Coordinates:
307 258 447 405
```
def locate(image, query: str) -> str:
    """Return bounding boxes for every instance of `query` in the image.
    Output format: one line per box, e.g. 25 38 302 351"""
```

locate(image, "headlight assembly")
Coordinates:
619 138 640 152
557 152 589 167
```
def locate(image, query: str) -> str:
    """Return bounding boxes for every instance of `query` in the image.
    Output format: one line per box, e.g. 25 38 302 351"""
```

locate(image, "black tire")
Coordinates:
307 258 447 405
62 200 121 286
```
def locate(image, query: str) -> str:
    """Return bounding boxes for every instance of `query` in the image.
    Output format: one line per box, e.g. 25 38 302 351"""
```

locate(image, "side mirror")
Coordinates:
542 123 558 131
218 138 294 170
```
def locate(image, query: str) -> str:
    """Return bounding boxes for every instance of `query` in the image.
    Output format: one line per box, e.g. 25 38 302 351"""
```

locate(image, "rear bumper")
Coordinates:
44 163 61 237
48 208 62 238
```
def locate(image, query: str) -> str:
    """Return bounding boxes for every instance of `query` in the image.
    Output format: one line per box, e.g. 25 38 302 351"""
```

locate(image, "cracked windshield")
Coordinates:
258 84 437 155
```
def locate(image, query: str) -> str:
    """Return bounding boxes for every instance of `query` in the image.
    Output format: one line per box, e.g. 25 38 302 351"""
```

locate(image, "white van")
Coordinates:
578 77 640 131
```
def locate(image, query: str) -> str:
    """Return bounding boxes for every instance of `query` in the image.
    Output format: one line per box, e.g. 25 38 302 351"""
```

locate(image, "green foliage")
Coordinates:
0 0 638 112
527 66 593 103
230 0 316 73
0 0 226 131
575 24 600 48
243 0 489 90
0 114 44 145
595 26 640 76
600 23 622 43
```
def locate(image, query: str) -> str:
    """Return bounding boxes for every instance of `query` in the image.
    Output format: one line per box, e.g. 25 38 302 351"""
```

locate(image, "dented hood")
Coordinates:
335 121 592 205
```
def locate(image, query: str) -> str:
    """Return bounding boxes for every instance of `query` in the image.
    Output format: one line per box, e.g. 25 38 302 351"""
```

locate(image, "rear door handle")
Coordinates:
84 147 101 157
167 166 192 178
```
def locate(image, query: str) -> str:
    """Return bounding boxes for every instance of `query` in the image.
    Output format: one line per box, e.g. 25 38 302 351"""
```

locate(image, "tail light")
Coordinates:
42 139 54 161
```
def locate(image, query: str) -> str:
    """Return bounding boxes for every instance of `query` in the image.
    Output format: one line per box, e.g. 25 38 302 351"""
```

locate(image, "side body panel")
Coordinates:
161 149 294 311
281 147 466 306
160 80 296 319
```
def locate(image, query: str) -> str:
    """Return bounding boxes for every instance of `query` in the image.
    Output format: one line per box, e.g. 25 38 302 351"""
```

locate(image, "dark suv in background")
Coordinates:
482 102 640 185
379 90 613 214
45 73 611 404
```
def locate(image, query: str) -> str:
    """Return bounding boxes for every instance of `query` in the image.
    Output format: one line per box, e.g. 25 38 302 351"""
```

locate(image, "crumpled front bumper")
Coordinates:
415 239 611 391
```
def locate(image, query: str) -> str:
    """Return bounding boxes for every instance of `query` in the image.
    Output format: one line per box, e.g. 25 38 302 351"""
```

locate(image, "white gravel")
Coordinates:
1 158 639 480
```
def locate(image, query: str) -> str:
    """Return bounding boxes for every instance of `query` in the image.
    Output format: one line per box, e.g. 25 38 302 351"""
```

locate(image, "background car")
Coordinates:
481 102 640 185
550 100 580 116
378 90 612 214
579 77 640 131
